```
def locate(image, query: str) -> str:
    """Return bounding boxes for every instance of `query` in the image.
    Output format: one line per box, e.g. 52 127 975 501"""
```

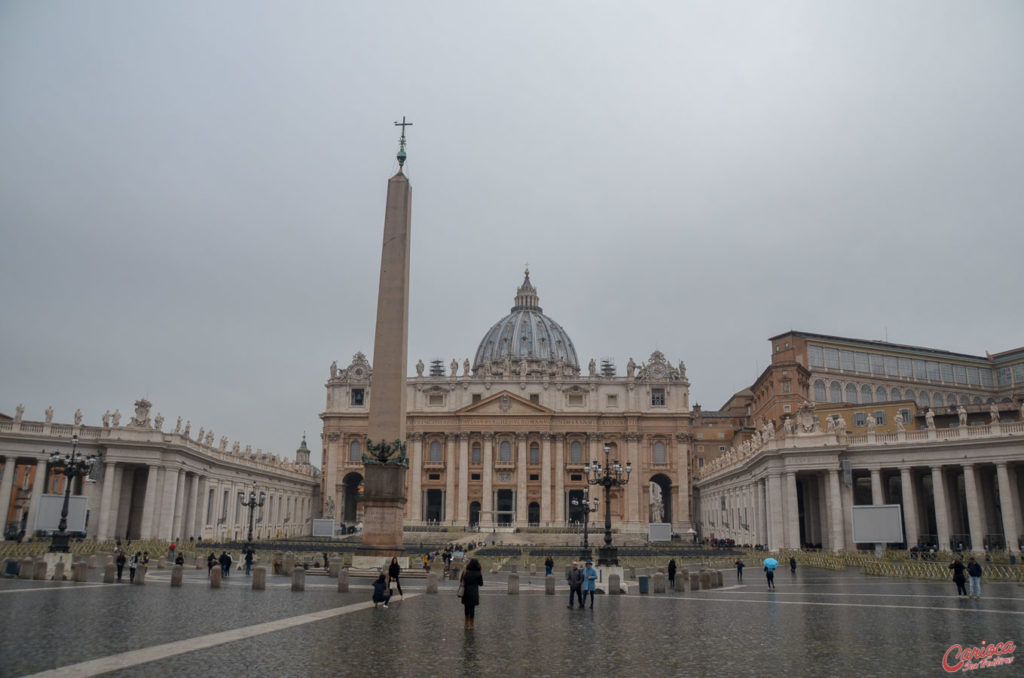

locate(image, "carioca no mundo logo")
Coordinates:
942 640 1016 672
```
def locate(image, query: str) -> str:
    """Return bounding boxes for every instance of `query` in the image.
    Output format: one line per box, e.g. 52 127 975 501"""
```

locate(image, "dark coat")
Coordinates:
372 578 390 603
461 569 483 606
949 561 966 583
388 562 401 579
967 561 983 578
568 568 584 588
668 561 677 578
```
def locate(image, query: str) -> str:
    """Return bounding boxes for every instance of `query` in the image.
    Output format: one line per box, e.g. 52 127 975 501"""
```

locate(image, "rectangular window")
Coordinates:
840 350 855 370
472 393 482 403
967 366 980 385
651 388 666 406
997 367 1012 386
570 474 583 481
698 458 704 468
981 369 993 387
471 473 481 481
351 389 365 406
606 394 618 407
529 474 539 481
940 363 954 382
718 446 726 452
926 361 940 381
782 382 791 392
873 411 886 425
824 348 840 369
428 473 440 480
885 356 898 376
529 445 540 464
870 355 885 375
696 433 704 439
855 352 870 373
899 408 912 424
529 394 540 404
783 404 791 412
471 445 481 464
1014 364 1024 383
717 432 725 439
567 393 583 406
913 360 927 379
898 358 912 377
809 345 824 367
953 365 967 384
853 412 867 427
428 394 444 406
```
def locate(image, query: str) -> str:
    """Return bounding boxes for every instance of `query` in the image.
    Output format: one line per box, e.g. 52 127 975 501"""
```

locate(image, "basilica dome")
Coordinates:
473 271 580 375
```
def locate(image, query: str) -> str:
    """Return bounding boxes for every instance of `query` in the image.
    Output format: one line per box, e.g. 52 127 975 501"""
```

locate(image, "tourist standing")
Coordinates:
244 550 254 575
219 551 230 577
207 552 216 575
764 563 776 590
735 559 745 582
168 541 176 560
129 553 139 583
372 573 392 609
175 554 184 566
667 559 677 587
461 558 484 629
567 561 584 608
141 552 149 572
115 551 126 581
581 559 598 609
545 555 554 576
966 557 983 599
949 558 967 596
790 557 797 574
388 556 404 598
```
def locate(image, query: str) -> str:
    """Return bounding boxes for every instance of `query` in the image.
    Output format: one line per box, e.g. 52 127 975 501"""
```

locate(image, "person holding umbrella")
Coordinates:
764 557 778 590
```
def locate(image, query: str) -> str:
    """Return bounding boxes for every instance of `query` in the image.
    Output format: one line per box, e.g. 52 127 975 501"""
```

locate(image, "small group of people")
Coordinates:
114 550 148 583
371 556 406 609
949 557 984 598
567 559 597 609
207 551 233 577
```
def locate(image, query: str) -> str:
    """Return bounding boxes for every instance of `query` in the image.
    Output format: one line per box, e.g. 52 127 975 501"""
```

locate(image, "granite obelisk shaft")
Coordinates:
359 169 411 553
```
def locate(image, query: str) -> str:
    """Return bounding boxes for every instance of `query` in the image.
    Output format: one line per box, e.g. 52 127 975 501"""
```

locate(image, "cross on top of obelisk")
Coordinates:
395 116 413 169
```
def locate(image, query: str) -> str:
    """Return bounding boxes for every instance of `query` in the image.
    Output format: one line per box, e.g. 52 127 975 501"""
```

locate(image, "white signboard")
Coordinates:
648 522 672 542
312 518 335 538
851 504 904 543
34 494 88 533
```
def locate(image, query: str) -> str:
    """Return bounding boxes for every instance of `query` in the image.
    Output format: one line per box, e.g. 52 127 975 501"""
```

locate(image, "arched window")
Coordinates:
891 387 901 401
876 386 888 403
653 442 666 464
973 397 982 405
499 440 512 462
905 389 915 403
920 392 930 407
429 440 442 462
813 380 826 402
529 443 539 464
861 385 873 404
934 393 944 407
830 381 842 403
846 383 858 403
960 395 969 405
570 440 583 463
471 444 481 464
349 441 361 462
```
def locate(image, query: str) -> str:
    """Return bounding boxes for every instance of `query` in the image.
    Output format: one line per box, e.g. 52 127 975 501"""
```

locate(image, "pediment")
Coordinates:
456 390 554 415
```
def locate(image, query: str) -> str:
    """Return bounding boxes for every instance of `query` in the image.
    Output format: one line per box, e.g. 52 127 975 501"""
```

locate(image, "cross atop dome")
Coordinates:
513 268 540 311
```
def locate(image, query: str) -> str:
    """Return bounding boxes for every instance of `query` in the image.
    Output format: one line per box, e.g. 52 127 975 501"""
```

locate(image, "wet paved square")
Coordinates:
1 566 1021 677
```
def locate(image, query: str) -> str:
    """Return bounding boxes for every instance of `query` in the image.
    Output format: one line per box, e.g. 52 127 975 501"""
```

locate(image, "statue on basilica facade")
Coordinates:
111 409 121 427
74 409 83 426
826 416 835 433
416 359 424 377
588 359 597 377
925 409 935 430
183 420 191 437
451 359 459 377
154 412 164 430
990 402 1000 424
678 361 687 379
649 482 664 523
14 404 24 424
957 405 968 427
866 413 876 433
464 358 471 376
330 361 338 378
626 358 636 378
102 410 111 427
44 406 54 424
174 416 182 433
894 412 905 432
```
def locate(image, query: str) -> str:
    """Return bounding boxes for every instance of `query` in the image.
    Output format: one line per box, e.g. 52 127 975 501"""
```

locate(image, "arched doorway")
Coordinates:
649 473 672 524
469 501 481 527
496 489 514 526
425 489 444 523
528 502 540 526
342 472 363 523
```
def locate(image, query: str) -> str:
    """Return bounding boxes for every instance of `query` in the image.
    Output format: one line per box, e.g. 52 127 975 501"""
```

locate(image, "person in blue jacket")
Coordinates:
581 559 598 609
372 573 392 609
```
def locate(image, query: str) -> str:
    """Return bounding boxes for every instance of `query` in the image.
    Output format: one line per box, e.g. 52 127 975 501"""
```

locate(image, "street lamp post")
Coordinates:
47 434 96 553
239 481 266 554
584 444 632 566
571 489 599 562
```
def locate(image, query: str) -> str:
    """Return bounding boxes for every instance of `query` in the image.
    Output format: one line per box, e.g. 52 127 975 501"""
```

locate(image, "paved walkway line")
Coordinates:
22 594 421 678
664 595 1024 616
0 584 108 595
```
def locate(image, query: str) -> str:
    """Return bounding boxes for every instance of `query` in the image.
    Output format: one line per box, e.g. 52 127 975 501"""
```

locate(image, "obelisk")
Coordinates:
357 119 413 556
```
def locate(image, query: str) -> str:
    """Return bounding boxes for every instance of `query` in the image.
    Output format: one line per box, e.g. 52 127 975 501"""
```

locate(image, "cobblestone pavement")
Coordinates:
1 567 1021 677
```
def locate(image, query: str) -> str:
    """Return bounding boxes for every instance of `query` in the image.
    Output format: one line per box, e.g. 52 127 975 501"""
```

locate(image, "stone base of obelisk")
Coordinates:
355 465 407 557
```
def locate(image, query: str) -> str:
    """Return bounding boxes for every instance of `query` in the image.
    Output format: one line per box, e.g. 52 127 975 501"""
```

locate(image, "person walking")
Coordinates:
129 552 139 583
244 550 254 576
567 561 584 608
966 557 983 599
581 559 598 609
735 559 745 582
461 558 484 629
116 551 126 581
949 558 967 596
764 563 776 590
219 551 230 577
174 553 184 566
388 556 404 598
790 556 797 574
668 559 677 588
545 556 554 576
372 573 392 609
207 552 216 575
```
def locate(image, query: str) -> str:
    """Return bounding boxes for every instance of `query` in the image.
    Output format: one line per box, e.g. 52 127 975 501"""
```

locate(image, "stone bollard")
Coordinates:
337 568 349 592
135 566 147 585
253 566 266 591
608 573 622 594
689 572 700 591
291 566 305 591
508 562 517 573
209 567 221 588
714 571 724 588
72 562 88 582
105 554 114 566
426 571 439 594
283 554 296 577
53 562 66 581
328 557 340 578
545 574 555 595
33 559 48 581
675 573 686 592
529 563 537 575
103 563 116 583
653 572 666 593
19 558 33 580
507 572 520 594
699 570 712 590
158 558 167 570
170 565 183 587
88 555 98 569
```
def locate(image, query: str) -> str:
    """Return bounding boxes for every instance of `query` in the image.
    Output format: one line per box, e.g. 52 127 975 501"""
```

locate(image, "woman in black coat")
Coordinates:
388 556 404 597
667 559 677 585
461 558 484 629
949 559 968 596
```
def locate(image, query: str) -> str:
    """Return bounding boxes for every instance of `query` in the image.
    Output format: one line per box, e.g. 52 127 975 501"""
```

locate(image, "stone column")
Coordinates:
113 466 130 539
625 435 640 524
24 459 48 537
160 467 181 540
186 473 200 539
553 435 565 524
0 457 18 534
516 434 528 524
457 433 469 523
870 468 884 505
816 474 829 548
827 469 844 553
767 473 783 550
995 463 1020 555
931 466 951 551
540 433 552 526
171 468 187 541
96 462 118 540
900 467 919 548
481 434 493 528
139 465 161 539
409 434 423 523
445 434 456 523
195 476 209 538
675 434 691 529
962 464 985 553
784 471 800 549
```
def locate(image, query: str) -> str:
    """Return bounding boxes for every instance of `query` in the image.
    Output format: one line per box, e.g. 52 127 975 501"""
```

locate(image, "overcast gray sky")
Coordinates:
3 1 1022 467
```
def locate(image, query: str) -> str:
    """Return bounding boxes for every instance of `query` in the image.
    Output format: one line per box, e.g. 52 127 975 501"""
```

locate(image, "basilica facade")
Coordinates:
321 271 695 535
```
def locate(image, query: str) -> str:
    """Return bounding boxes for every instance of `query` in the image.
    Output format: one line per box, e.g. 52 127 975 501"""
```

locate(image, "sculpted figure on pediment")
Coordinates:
74 409 83 426
957 406 967 426
112 409 121 427
626 358 636 378
45 406 54 423
925 409 935 430
154 413 163 430
330 361 338 378
416 359 424 377
464 358 471 376
990 402 1000 423
895 412 905 432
